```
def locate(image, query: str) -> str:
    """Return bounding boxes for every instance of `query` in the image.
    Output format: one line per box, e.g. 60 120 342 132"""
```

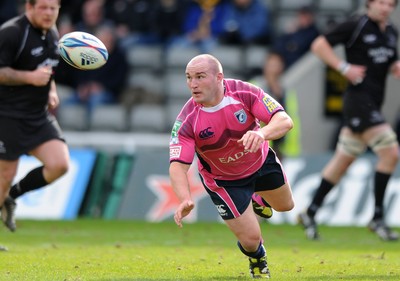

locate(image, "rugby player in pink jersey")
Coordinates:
169 54 295 278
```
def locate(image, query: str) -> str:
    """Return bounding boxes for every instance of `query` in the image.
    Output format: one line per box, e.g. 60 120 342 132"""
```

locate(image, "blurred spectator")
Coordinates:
249 50 302 158
260 51 287 159
273 5 319 69
262 52 286 111
170 0 228 53
59 0 84 25
220 0 271 46
396 109 400 143
55 16 79 92
149 0 188 49
0 0 18 25
61 23 129 121
75 0 113 35
104 0 157 49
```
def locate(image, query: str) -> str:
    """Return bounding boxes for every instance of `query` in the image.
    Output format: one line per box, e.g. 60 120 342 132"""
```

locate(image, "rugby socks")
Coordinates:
9 166 48 199
251 194 271 208
372 171 390 220
237 241 266 259
307 178 334 218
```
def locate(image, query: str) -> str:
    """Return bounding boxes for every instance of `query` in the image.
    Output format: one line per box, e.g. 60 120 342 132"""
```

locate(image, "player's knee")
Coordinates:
237 237 263 253
368 130 398 154
273 199 294 212
337 135 366 157
47 160 69 178
0 168 17 185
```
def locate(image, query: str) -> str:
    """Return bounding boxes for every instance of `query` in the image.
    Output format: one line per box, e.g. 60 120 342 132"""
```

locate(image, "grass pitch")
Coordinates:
0 219 399 280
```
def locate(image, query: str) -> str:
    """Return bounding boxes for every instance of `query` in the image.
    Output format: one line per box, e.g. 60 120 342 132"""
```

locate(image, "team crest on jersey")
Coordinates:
170 120 182 145
31 46 44 57
234 109 247 124
262 96 279 113
363 34 377 44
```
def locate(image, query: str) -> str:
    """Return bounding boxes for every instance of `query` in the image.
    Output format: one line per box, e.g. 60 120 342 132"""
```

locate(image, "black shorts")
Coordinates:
342 92 385 133
0 114 65 160
200 148 286 220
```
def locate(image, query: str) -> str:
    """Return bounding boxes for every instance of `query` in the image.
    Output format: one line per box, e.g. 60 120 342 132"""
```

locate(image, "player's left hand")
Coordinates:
174 200 195 228
48 91 59 109
237 130 265 153
391 61 400 79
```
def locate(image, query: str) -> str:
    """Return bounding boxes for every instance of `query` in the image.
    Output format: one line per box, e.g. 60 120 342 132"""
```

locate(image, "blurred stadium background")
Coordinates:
7 0 400 228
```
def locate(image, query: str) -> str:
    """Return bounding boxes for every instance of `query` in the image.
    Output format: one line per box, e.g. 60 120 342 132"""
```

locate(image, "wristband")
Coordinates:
338 61 350 75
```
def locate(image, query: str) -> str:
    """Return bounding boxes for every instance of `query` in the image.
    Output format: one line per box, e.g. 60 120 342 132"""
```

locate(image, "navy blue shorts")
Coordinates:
200 148 286 220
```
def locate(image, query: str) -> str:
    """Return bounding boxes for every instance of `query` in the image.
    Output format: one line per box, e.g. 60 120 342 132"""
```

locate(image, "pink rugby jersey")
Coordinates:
169 79 284 181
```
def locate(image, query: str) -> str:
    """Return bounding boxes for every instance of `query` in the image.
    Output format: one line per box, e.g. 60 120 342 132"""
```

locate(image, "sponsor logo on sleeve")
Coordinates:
262 96 279 113
170 146 182 158
170 120 182 145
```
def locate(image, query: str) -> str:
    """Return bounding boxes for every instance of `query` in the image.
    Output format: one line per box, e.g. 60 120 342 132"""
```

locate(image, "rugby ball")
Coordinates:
58 31 108 70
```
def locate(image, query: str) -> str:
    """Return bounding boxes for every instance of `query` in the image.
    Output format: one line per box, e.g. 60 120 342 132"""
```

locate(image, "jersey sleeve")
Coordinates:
169 113 196 165
249 85 284 125
0 25 20 67
389 25 399 62
324 15 360 46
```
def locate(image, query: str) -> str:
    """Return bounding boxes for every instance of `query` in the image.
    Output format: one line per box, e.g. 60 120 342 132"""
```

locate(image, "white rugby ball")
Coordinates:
58 31 108 70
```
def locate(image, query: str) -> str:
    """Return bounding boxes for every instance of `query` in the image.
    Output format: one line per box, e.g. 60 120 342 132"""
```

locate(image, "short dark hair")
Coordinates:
366 0 398 8
26 0 61 5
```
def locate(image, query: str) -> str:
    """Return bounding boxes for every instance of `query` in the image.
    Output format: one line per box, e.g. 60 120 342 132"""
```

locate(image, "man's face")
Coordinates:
368 0 396 22
185 58 222 107
27 0 60 31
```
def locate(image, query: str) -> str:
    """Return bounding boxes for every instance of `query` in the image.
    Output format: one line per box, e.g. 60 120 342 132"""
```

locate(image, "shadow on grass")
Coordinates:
95 276 248 281
304 274 399 280
93 274 399 281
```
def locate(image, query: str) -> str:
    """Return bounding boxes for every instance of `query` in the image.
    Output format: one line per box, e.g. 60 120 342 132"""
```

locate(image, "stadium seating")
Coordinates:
57 104 89 131
90 105 128 131
56 0 364 133
129 104 168 132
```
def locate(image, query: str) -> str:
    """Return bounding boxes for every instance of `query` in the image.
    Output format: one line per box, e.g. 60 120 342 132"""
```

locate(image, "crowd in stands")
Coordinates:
2 0 352 132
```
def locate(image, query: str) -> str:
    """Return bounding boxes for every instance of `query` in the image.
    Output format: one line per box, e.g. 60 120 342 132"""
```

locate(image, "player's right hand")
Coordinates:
30 66 53 86
174 200 195 228
345 64 366 85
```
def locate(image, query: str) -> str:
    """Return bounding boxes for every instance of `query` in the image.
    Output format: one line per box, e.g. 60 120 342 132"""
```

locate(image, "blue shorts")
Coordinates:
199 148 286 220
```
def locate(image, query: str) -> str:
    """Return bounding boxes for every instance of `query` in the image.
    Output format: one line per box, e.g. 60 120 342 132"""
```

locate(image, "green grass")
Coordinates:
0 220 399 280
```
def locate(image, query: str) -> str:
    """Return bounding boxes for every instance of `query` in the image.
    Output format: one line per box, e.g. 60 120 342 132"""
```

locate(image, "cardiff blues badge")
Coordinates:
234 109 247 124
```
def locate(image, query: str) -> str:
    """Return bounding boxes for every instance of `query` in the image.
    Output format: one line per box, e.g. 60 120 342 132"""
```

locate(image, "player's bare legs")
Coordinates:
0 160 18 232
225 202 263 249
361 124 399 240
29 139 69 183
225 203 270 278
322 127 358 183
2 139 69 232
256 182 294 212
0 160 18 204
361 124 398 172
299 124 399 240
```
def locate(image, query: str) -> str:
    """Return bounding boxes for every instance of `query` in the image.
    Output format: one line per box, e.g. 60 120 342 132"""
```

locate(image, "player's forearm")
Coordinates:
260 112 293 141
169 163 192 202
0 67 32 86
311 36 343 72
171 179 192 203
